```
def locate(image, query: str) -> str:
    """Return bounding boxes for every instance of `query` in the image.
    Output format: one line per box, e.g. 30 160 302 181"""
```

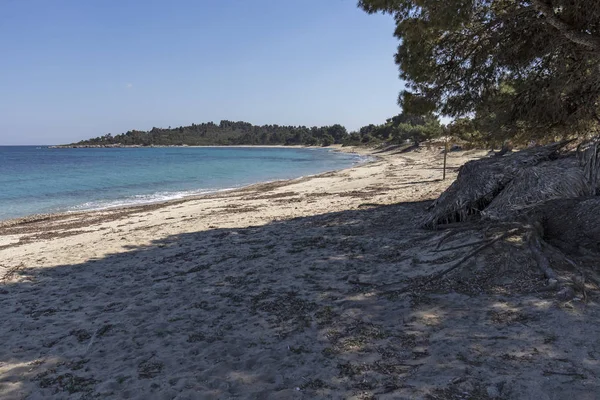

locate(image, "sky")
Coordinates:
0 0 403 145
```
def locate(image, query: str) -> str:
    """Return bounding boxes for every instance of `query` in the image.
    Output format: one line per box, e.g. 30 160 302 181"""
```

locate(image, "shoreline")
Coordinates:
0 145 374 228
0 146 457 256
47 144 349 149
2 147 597 399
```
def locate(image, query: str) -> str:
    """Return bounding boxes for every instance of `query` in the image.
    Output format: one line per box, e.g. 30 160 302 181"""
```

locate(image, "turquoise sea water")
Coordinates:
0 146 366 221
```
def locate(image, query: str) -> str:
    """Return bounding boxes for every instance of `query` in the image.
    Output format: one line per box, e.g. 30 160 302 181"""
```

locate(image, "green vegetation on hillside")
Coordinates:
72 1 600 149
71 121 349 147
344 112 442 146
69 114 444 148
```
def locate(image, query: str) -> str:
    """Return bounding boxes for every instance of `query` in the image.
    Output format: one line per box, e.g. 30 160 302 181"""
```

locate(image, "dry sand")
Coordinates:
1 146 599 399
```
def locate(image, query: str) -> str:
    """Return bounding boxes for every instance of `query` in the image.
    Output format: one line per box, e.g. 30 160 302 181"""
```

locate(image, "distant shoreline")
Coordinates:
48 144 334 149
0 145 373 226
45 143 375 156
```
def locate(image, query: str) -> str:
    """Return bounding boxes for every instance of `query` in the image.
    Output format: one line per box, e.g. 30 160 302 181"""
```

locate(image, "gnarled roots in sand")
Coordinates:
420 138 600 299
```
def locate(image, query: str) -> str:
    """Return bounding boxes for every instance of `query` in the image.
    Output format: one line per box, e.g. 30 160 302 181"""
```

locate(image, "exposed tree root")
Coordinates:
347 279 379 286
417 140 600 300
538 240 600 302
433 238 491 252
434 225 481 250
378 229 521 295
425 229 519 284
529 236 558 281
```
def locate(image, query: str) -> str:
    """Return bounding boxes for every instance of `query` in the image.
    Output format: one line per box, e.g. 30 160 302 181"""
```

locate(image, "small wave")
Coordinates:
353 154 375 164
68 187 235 213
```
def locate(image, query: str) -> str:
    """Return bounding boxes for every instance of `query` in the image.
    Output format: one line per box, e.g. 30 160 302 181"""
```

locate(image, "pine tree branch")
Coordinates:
530 0 600 52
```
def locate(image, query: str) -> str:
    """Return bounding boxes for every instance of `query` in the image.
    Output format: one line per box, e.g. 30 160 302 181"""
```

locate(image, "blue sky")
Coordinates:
0 0 402 145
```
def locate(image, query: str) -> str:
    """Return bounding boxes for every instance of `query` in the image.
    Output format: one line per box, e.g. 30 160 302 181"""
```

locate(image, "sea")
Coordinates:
0 146 366 221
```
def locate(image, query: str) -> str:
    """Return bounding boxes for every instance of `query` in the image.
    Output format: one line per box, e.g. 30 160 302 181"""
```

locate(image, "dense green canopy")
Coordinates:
346 112 442 145
70 121 348 147
359 0 600 139
72 114 444 148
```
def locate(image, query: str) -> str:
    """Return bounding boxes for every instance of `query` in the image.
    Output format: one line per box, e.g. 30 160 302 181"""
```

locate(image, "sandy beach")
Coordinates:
1 146 599 399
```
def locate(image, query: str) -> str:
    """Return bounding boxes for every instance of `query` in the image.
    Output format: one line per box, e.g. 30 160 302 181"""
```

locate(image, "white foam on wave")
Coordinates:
355 154 375 163
68 187 236 213
66 152 368 214
344 153 375 165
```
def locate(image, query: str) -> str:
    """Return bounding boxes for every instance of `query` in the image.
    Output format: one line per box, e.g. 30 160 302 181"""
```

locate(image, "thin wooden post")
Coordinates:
443 139 448 180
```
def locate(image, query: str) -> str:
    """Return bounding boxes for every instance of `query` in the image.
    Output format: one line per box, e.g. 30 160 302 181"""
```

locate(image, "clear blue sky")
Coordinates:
0 0 403 145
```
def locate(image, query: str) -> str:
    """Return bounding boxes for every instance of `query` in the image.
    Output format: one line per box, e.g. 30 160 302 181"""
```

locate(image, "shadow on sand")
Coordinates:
1 201 599 399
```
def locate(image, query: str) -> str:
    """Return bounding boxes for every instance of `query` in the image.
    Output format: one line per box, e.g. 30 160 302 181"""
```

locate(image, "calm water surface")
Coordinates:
0 146 366 221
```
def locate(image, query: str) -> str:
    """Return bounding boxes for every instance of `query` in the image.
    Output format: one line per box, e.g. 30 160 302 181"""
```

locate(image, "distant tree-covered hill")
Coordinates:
66 113 446 148
69 120 349 147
